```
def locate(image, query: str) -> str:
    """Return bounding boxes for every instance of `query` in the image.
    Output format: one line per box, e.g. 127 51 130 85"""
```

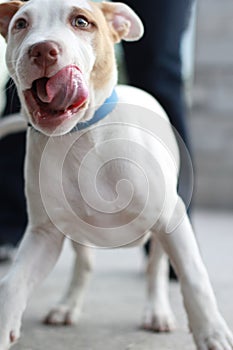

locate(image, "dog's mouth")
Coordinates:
24 65 89 129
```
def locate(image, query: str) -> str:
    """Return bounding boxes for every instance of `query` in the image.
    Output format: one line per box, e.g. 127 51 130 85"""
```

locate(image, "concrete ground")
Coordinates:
0 209 232 350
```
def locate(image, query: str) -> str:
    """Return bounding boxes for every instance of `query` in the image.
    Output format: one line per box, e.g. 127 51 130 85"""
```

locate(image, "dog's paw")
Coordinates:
141 307 176 333
0 329 20 350
0 281 25 350
193 318 233 350
43 305 81 326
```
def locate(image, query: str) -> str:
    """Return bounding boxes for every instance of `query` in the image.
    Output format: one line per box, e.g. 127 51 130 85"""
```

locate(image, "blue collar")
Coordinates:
71 89 118 132
28 89 118 133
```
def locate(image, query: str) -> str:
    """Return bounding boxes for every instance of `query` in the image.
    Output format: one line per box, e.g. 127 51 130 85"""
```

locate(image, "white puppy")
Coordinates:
0 1 232 349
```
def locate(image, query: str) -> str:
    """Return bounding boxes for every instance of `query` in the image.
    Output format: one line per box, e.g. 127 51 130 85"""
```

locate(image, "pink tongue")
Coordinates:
35 66 88 110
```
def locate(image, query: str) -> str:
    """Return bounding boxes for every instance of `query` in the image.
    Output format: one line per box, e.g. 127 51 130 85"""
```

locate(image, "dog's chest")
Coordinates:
32 127 150 216
26 123 174 246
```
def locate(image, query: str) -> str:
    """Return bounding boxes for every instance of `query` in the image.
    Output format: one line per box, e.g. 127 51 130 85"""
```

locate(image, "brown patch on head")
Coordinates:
0 1 24 39
88 1 117 91
87 1 143 91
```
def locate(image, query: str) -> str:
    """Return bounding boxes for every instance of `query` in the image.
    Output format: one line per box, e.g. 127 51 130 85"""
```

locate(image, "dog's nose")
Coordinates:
29 41 60 68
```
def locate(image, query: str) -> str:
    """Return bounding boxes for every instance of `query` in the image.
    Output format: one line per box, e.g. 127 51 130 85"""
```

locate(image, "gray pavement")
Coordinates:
0 209 232 350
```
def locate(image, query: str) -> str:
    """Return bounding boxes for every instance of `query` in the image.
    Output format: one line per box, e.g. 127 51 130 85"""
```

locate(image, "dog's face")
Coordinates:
0 0 143 135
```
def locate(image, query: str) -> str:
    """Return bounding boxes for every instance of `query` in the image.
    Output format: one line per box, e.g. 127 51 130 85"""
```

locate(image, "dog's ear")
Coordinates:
0 1 24 39
99 1 144 43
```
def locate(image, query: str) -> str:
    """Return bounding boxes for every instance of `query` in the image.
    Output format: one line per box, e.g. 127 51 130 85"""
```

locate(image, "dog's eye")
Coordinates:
72 16 89 28
15 18 28 30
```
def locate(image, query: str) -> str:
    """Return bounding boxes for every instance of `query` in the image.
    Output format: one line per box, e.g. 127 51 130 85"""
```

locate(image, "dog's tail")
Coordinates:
0 113 27 139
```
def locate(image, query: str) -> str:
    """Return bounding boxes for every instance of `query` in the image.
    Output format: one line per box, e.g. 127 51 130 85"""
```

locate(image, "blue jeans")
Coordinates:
0 80 26 245
117 0 194 209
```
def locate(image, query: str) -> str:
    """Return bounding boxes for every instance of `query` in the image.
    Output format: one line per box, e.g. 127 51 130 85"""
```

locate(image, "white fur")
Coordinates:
0 37 7 115
0 0 232 349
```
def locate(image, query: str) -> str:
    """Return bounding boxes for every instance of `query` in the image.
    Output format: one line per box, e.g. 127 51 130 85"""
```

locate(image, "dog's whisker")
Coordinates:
3 84 19 113
5 59 18 65
4 81 16 93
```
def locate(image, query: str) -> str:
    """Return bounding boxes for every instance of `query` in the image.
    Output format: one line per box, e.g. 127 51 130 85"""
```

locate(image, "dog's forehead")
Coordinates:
20 0 93 14
54 0 93 11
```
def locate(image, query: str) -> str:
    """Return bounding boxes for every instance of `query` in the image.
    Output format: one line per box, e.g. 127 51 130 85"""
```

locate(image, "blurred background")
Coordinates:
189 0 233 209
115 0 233 211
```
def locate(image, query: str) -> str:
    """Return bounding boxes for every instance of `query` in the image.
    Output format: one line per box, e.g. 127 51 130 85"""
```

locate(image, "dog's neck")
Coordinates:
71 89 118 132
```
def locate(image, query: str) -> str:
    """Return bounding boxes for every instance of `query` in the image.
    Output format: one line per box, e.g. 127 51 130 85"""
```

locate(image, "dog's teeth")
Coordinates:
33 110 42 119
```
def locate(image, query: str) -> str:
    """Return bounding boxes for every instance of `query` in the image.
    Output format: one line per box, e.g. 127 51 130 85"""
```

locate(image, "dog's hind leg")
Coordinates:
44 241 94 326
142 233 175 332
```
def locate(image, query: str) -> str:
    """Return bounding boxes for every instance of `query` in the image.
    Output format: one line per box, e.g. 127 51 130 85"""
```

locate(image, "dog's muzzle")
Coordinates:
23 65 89 128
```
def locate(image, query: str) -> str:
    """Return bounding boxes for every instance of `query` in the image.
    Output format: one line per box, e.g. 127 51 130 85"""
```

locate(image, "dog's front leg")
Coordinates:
159 207 233 350
0 226 64 350
44 242 94 325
